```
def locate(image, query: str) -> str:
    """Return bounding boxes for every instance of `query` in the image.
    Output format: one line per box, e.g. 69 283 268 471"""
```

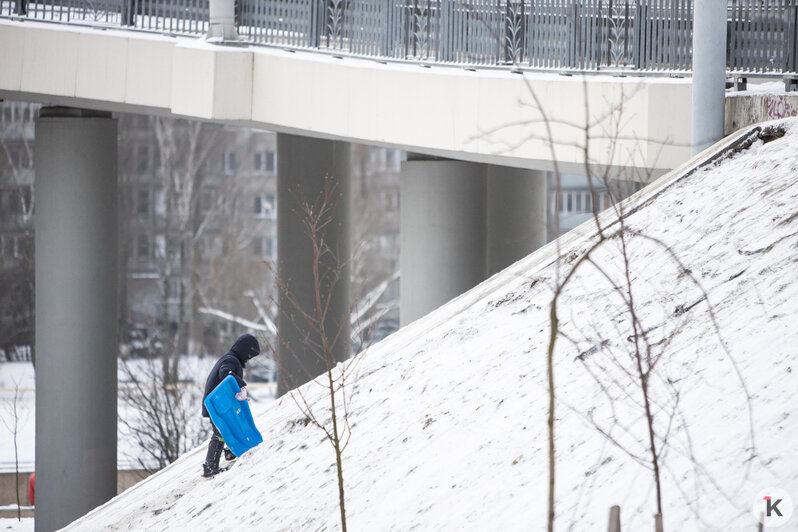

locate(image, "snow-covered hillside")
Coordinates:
64 120 798 531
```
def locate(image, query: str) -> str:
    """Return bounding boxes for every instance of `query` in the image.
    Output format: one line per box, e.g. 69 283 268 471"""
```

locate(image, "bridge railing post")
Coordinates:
208 0 238 40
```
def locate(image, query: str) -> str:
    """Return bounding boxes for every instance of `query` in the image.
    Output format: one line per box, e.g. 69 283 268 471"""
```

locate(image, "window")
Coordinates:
167 277 181 301
253 151 276 174
382 190 398 210
1 234 30 259
254 194 276 218
386 149 401 171
137 234 150 261
137 189 150 215
136 144 150 173
586 193 593 212
223 151 237 175
200 191 214 214
575 193 582 212
254 236 276 260
1 235 17 258
566 193 573 212
0 190 24 214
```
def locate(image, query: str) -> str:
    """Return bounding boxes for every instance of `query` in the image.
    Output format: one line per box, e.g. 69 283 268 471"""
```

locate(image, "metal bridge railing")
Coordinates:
2 0 797 74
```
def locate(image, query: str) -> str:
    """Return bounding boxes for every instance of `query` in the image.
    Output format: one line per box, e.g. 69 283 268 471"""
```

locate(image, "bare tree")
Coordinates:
273 175 375 532
118 356 205 470
1 377 30 520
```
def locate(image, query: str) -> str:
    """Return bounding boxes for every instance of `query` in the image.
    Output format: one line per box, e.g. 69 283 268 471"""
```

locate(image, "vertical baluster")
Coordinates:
531 0 536 66
289 0 293 47
357 0 363 55
752 0 759 72
778 0 790 72
681 0 689 70
471 0 478 63
688 0 695 71
554 0 560 68
544 0 548 67
595 0 601 69
473 0 480 63
580 0 586 69
659 0 669 70
585 0 591 69
745 0 756 70
555 0 560 68
565 0 572 68
761 0 767 72
646 0 653 69
738 0 744 71
457 0 462 62
552 0 558 68
649 0 655 69
540 0 546 67
736 0 744 72
739 0 745 71
772 0 779 72
750 0 757 72
652 0 659 69
539 0 545 67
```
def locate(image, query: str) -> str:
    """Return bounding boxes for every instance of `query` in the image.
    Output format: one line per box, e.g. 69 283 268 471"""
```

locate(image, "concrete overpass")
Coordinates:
0 19 693 174
0 1 794 529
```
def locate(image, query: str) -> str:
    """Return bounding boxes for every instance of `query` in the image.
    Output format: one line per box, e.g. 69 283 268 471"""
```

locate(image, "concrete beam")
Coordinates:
0 19 694 175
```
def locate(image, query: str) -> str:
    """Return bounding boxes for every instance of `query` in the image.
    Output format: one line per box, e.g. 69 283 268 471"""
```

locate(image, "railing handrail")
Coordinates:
2 0 797 75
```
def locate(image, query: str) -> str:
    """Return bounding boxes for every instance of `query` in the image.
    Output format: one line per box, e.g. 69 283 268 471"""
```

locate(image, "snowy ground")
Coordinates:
60 119 798 531
0 518 33 532
0 363 35 474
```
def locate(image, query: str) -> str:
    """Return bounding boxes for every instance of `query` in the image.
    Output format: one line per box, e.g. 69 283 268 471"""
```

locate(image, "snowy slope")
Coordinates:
64 120 798 531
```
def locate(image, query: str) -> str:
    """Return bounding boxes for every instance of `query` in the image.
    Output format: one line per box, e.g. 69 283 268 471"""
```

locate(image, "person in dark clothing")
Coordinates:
202 333 260 477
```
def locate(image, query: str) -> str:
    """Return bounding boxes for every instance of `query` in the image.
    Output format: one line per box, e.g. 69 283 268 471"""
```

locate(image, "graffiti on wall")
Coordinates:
767 95 797 120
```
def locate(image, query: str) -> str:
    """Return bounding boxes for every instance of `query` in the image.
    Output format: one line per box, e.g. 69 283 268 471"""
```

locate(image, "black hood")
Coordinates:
230 333 260 366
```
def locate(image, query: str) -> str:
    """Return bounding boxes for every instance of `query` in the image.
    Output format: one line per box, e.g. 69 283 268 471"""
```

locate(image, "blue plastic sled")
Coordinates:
204 375 263 457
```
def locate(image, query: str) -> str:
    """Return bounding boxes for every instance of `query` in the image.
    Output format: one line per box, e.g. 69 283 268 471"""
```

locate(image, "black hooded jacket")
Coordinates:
202 333 260 417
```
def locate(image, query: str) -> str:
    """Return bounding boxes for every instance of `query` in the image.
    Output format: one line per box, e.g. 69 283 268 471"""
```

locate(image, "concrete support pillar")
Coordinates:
486 166 547 277
34 108 118 532
400 159 547 326
691 0 728 154
276 134 350 397
400 158 487 326
207 0 237 41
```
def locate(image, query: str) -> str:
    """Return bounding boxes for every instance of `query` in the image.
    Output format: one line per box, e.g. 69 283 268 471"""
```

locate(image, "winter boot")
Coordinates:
224 448 237 461
202 462 223 478
203 430 225 477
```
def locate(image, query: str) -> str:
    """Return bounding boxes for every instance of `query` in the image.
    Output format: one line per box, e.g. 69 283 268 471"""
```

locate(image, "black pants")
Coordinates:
204 420 224 469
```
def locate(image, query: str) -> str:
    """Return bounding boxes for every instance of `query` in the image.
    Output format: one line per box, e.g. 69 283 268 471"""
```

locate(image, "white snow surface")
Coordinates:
65 121 798 531
0 518 33 532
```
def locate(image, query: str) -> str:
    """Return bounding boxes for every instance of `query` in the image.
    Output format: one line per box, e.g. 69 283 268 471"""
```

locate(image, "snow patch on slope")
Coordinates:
64 120 798 531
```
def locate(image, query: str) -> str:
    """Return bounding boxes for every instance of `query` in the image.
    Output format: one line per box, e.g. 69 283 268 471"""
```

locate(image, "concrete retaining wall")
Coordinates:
725 92 798 135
